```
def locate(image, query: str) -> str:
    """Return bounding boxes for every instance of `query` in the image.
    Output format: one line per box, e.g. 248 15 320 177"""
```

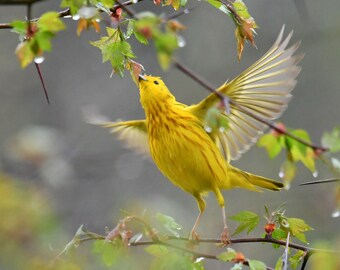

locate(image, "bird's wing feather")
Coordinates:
86 110 150 156
188 26 303 161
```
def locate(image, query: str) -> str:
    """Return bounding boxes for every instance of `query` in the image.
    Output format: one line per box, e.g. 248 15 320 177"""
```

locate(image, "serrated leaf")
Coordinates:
38 12 65 33
229 211 259 236
287 218 313 243
156 212 182 237
322 127 340 153
248 260 267 270
258 133 282 159
217 248 237 262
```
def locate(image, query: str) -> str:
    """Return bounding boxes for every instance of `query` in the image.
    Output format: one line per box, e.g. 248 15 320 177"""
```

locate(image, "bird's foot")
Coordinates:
220 227 231 246
189 230 200 242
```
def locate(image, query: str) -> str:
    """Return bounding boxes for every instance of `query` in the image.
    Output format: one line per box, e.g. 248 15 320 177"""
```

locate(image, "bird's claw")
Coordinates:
189 230 200 242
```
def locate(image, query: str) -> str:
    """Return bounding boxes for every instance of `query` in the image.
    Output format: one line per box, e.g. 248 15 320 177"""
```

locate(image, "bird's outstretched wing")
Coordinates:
188 26 303 161
85 108 149 156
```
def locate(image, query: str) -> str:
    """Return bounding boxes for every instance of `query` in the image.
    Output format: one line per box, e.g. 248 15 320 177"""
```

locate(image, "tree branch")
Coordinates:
0 0 144 29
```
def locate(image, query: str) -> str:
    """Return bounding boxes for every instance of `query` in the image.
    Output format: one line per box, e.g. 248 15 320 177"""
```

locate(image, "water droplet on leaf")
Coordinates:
34 56 45 64
312 171 318 178
72 14 80 21
279 170 284 178
205 126 212 133
331 210 340 218
177 35 186 47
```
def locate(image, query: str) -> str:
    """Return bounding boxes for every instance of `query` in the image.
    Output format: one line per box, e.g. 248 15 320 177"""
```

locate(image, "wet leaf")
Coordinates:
156 212 182 237
280 159 296 187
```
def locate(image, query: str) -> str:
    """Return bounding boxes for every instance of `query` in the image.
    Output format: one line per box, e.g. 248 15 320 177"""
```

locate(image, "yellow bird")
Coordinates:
92 27 302 242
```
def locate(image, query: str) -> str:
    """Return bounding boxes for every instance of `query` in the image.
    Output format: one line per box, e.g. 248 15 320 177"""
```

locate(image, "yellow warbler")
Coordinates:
93 27 302 242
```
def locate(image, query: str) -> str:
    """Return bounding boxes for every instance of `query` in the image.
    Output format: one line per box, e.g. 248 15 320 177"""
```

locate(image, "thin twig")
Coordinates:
0 0 144 29
299 178 340 186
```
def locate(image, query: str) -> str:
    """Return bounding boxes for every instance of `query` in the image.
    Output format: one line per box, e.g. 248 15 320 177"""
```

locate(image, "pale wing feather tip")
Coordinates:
224 27 302 160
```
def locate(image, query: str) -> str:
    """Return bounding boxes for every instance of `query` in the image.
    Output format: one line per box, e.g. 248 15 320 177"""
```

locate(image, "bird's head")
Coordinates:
138 74 176 108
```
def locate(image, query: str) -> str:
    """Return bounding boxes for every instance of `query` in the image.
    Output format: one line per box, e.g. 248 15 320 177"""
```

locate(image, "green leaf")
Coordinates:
258 133 282 158
60 0 84 15
275 257 283 270
322 127 340 153
92 239 123 267
155 32 178 70
206 0 230 15
145 244 168 257
35 31 54 51
233 0 253 20
287 218 313 243
156 213 182 237
217 248 237 262
272 228 287 241
10 20 27 35
38 12 65 33
126 20 135 39
229 211 259 236
289 250 305 269
134 31 149 44
248 260 267 270
91 0 114 8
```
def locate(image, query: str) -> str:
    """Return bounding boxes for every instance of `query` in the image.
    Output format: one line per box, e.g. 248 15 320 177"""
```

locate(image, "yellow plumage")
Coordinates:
93 27 302 241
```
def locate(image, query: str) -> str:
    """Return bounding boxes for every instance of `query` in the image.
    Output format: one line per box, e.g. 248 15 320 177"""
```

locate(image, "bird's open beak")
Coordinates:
138 74 147 82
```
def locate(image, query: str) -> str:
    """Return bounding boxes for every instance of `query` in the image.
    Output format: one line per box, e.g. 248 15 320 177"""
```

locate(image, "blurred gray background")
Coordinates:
0 0 339 268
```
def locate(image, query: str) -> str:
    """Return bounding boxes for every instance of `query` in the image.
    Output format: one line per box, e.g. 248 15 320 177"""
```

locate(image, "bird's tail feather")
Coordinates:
228 166 284 191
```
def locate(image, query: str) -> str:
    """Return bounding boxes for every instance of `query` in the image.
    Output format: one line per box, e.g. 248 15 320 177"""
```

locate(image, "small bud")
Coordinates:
271 122 286 137
264 223 276 235
232 252 246 263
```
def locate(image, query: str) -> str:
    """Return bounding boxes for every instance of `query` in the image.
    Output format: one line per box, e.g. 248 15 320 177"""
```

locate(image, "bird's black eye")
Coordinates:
153 80 159 85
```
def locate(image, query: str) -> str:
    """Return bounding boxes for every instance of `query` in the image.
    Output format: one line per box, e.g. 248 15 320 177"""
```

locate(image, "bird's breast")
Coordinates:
146 109 229 193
